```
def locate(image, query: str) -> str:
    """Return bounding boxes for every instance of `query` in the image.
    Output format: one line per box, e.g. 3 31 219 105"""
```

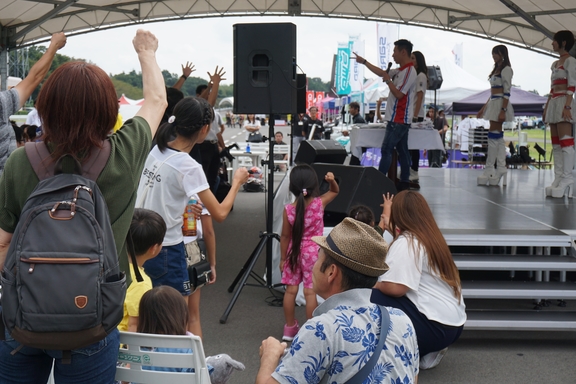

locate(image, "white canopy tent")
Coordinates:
1 0 573 89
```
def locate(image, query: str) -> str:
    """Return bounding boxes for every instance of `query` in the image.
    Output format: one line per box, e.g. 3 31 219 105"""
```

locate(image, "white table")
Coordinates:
349 124 445 159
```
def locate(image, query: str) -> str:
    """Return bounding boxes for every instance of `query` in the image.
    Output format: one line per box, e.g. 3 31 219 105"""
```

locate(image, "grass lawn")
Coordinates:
504 128 552 162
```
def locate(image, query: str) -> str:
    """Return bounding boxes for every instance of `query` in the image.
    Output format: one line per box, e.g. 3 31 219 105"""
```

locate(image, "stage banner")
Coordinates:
376 23 396 71
306 91 315 110
335 42 351 95
349 35 364 92
452 43 464 68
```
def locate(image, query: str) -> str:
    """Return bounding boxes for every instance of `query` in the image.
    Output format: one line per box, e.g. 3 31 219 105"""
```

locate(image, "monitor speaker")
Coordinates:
427 65 443 91
233 23 297 114
295 140 347 165
311 163 397 227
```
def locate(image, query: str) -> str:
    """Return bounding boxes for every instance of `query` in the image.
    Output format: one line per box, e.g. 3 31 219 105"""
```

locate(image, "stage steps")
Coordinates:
445 229 576 331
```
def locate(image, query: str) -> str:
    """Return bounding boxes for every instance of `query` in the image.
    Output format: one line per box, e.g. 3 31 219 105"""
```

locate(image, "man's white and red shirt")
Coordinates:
384 62 417 124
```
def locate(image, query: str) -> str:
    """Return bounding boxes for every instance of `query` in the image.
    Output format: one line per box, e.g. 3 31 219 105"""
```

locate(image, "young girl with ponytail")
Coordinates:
279 164 339 341
136 96 248 337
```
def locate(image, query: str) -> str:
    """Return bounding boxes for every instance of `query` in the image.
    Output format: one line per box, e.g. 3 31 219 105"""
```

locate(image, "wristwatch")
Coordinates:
385 79 392 85
501 108 507 112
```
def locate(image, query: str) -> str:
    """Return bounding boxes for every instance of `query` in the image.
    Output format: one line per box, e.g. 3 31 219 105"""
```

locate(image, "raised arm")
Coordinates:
14 33 67 107
206 66 226 107
320 172 339 207
171 61 195 91
133 30 168 138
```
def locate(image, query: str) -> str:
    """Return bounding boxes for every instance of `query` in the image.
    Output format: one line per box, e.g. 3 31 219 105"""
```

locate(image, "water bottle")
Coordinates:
182 199 197 236
246 142 251 153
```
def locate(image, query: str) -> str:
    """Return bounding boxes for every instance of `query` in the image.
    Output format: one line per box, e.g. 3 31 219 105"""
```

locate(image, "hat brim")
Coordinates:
312 236 389 277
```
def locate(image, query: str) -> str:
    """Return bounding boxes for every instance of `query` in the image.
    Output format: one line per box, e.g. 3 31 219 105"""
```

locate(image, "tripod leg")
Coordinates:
227 235 267 293
220 236 269 324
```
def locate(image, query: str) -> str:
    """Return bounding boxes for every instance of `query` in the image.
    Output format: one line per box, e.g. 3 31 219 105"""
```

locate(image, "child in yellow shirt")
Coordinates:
118 208 166 332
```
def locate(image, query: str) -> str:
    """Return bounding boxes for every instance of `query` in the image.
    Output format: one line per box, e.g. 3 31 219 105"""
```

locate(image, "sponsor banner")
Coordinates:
349 35 364 92
377 23 396 71
306 91 315 110
335 42 351 95
316 92 324 115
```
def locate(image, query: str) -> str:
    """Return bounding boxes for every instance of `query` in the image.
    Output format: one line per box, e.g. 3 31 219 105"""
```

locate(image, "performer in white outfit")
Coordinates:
543 30 576 199
477 45 514 187
409 51 428 183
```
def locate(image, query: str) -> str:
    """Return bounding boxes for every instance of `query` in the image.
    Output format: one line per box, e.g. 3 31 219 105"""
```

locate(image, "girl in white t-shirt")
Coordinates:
243 114 260 141
136 96 248 338
372 190 466 370
409 51 428 182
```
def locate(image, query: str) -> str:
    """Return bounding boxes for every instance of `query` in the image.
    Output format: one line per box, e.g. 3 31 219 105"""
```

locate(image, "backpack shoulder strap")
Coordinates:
25 141 111 181
24 142 54 181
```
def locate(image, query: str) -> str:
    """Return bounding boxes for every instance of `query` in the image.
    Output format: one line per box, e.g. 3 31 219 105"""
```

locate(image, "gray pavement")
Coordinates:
198 161 576 384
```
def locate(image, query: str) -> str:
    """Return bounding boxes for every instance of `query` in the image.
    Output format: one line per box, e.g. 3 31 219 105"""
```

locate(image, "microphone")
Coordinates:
386 62 393 73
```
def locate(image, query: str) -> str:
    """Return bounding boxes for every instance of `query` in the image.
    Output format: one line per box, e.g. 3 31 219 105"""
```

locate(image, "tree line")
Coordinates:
12 47 332 104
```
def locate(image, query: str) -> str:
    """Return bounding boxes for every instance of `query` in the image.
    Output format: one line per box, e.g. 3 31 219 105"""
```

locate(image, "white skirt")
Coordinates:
483 97 514 122
544 95 575 124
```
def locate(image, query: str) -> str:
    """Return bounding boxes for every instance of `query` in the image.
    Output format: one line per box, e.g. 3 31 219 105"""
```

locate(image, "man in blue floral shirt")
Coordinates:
257 218 419 384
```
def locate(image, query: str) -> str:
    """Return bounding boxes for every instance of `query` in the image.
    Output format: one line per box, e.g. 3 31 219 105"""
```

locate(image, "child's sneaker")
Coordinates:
282 321 299 342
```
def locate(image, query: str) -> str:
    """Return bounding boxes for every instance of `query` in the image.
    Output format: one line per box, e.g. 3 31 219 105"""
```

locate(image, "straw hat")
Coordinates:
312 218 389 277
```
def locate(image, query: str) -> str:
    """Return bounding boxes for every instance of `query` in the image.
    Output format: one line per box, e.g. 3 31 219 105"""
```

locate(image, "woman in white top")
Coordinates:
409 51 428 182
371 191 466 370
543 30 576 198
477 45 514 187
136 96 248 337
244 114 261 141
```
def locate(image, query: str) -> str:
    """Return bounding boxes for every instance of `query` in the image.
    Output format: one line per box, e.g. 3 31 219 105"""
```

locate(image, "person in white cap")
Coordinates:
257 218 419 384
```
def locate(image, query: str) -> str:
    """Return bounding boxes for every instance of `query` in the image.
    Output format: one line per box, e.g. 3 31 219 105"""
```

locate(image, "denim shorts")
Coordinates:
143 242 191 296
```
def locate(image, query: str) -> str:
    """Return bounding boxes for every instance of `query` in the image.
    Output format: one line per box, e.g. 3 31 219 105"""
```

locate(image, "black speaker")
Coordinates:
296 73 306 114
311 164 397 227
295 140 347 165
427 65 443 91
233 23 297 114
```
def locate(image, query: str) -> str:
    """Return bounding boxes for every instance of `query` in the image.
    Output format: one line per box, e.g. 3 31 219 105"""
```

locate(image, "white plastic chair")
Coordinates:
115 331 211 384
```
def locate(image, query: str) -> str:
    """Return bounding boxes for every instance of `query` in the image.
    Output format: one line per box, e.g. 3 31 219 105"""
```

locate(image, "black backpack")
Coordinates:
1 141 126 356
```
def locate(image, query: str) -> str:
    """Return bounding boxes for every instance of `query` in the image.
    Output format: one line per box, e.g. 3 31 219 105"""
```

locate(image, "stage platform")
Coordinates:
416 167 576 238
414 167 576 331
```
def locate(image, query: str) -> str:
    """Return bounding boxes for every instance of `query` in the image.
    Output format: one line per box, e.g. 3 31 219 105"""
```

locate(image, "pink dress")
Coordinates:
281 197 324 289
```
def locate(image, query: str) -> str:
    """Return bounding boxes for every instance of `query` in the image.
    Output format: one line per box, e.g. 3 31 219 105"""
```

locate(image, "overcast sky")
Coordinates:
61 16 554 96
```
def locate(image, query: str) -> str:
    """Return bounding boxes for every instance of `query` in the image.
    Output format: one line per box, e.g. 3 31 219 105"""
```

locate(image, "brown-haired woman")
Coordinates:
371 190 466 370
0 30 167 383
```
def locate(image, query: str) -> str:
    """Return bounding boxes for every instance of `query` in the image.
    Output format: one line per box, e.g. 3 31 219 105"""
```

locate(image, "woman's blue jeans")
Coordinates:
0 329 119 384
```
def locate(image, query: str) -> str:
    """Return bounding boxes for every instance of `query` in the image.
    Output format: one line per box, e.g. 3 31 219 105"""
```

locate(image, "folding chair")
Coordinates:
115 332 211 384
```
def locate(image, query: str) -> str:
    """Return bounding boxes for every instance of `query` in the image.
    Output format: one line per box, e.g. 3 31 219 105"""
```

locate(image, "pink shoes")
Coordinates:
282 321 299 342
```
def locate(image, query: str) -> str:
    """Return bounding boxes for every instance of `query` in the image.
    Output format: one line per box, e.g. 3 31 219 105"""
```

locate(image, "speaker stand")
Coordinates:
220 118 282 324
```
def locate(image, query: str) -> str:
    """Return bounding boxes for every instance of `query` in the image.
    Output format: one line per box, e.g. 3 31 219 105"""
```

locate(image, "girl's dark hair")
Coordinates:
37 61 117 163
155 96 214 152
488 45 512 79
130 208 167 256
137 286 188 335
389 191 462 301
554 30 575 53
247 114 256 123
348 205 375 226
161 87 184 124
11 122 23 144
412 51 428 78
287 164 320 270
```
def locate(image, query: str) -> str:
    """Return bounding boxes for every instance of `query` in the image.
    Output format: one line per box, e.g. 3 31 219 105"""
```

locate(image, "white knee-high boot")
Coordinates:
545 144 562 196
551 138 574 198
477 132 499 186
489 137 508 186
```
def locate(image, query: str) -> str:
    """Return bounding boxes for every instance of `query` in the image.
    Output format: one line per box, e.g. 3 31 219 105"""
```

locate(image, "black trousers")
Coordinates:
196 141 220 191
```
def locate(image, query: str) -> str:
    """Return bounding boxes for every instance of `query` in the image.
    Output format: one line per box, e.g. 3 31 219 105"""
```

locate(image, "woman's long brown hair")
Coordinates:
389 191 462 300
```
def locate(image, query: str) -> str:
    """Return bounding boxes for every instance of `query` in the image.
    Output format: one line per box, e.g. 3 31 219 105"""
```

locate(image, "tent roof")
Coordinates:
447 86 548 116
1 1 574 57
